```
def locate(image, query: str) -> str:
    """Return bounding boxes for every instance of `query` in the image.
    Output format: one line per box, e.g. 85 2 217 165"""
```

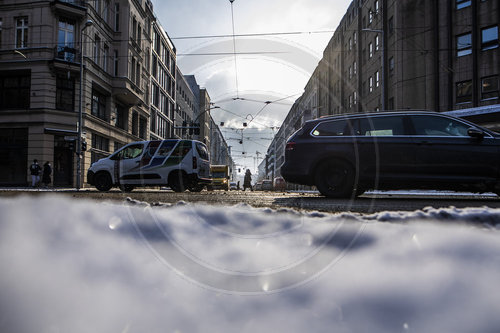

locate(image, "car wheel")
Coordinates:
94 172 112 192
119 185 134 192
169 172 186 192
315 159 355 198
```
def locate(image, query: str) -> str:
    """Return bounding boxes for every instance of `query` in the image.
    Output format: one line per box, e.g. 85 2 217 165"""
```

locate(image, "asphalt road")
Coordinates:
1 188 499 214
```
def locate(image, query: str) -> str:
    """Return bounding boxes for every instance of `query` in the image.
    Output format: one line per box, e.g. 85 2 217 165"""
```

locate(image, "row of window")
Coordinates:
457 26 498 56
457 76 499 103
0 16 28 49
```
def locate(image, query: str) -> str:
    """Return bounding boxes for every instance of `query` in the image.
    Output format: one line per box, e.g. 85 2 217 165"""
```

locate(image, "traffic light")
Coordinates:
81 140 87 152
68 140 75 151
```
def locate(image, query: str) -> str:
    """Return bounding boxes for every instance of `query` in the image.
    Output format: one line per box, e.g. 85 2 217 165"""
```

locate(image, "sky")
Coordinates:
150 0 352 174
1 195 500 332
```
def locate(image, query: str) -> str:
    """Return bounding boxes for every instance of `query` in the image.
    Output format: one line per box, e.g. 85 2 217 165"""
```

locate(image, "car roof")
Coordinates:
307 110 443 125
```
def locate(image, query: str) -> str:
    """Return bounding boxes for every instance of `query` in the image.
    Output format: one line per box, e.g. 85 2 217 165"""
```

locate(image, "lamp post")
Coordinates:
77 20 93 190
362 28 385 111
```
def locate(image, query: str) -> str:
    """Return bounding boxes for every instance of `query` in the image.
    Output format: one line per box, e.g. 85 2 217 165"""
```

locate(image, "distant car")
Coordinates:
281 111 500 198
229 182 237 190
261 180 273 191
254 181 263 191
273 177 286 191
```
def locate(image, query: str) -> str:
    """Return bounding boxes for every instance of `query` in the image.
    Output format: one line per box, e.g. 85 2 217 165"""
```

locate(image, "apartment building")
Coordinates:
0 0 176 187
269 0 499 181
174 68 196 139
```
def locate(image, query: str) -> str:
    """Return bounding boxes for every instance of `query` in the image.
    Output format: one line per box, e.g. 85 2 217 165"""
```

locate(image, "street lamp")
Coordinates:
362 28 385 111
77 19 93 190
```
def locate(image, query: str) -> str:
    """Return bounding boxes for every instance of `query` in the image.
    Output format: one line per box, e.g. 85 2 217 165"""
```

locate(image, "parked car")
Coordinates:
281 111 500 198
254 181 263 191
273 177 287 191
229 182 238 190
261 179 273 191
87 139 211 192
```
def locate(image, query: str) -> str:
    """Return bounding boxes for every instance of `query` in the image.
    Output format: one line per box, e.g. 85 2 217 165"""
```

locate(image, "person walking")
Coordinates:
42 161 52 188
29 159 42 187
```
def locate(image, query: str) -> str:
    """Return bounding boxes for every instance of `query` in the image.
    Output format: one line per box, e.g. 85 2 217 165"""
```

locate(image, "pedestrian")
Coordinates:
243 169 253 191
42 161 52 188
29 159 42 187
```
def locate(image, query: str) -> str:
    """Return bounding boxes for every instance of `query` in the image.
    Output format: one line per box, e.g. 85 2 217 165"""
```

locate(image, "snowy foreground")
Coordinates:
1 196 500 333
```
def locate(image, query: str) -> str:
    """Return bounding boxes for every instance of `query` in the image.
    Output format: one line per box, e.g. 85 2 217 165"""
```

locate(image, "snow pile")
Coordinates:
0 195 500 333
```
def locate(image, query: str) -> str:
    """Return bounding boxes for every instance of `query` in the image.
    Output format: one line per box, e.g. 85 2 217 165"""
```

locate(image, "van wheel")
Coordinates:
94 172 112 192
315 160 355 198
119 185 134 192
169 172 187 192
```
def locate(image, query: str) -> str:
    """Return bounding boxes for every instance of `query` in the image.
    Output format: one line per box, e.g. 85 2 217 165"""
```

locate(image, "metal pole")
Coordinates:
77 28 83 190
77 20 93 190
381 30 385 111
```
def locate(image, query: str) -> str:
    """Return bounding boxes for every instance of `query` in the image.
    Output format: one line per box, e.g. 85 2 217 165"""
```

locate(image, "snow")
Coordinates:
1 195 500 332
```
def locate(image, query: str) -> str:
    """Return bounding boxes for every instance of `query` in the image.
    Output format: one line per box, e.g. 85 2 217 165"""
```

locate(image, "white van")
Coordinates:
87 139 211 192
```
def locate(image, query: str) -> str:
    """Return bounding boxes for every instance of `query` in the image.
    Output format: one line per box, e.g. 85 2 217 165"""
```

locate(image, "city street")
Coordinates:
1 188 499 214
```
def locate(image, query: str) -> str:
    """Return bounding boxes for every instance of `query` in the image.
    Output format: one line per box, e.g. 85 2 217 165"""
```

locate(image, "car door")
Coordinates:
115 143 145 184
355 115 416 188
409 114 499 182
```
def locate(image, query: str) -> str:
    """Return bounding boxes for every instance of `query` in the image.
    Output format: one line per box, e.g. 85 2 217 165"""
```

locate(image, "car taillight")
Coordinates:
285 142 296 151
192 156 197 169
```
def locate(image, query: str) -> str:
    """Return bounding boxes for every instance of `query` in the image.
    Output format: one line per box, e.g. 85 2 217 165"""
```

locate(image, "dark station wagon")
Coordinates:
281 111 500 198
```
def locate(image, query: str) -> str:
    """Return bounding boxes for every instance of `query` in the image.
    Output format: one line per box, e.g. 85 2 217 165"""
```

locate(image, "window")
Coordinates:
359 116 405 136
353 61 357 75
103 44 109 72
312 119 353 136
114 3 120 31
375 71 380 87
139 116 147 139
375 0 380 14
16 17 28 48
0 19 3 49
57 19 75 62
94 0 101 15
369 76 374 92
349 66 352 80
115 104 128 130
456 80 472 103
103 0 110 23
131 111 138 136
132 17 137 40
481 76 499 100
388 16 394 35
369 42 373 58
457 0 471 10
353 32 357 45
113 50 119 76
388 97 394 110
91 89 107 120
481 26 498 51
353 91 357 105
131 57 136 83
369 8 373 24
389 56 395 73
375 35 379 51
56 75 74 111
91 133 110 164
0 71 30 109
456 33 472 57
349 37 352 51
411 115 470 137
136 61 141 87
93 34 100 64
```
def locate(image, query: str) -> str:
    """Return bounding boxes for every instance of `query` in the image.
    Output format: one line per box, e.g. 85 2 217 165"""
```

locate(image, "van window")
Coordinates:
196 142 209 160
110 143 144 160
156 140 177 157
170 140 192 157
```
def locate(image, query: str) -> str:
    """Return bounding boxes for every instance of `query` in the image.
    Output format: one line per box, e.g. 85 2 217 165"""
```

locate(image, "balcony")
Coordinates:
51 0 87 18
50 46 81 72
112 77 144 106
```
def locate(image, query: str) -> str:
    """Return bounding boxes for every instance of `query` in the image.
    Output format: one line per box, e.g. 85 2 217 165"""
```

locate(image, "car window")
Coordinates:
171 140 192 157
156 140 178 157
411 115 470 137
120 144 144 159
196 142 209 160
312 119 356 136
358 116 406 136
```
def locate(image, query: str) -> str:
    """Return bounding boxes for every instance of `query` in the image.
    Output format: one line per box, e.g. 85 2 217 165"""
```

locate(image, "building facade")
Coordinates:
269 0 499 183
0 0 178 187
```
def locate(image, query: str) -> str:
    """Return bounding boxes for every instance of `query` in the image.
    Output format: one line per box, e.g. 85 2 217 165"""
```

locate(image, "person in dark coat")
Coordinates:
42 161 52 188
29 159 42 187
243 169 253 191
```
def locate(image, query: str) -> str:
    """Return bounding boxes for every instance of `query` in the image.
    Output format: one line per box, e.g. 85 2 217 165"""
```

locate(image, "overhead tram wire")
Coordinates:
229 0 240 100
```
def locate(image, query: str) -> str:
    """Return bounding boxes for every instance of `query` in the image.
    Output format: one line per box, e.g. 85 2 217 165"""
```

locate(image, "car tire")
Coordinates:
94 172 113 192
119 185 134 192
315 159 355 198
169 171 187 192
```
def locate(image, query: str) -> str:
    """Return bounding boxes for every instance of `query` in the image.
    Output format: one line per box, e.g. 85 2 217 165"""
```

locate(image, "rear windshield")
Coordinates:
196 142 209 160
